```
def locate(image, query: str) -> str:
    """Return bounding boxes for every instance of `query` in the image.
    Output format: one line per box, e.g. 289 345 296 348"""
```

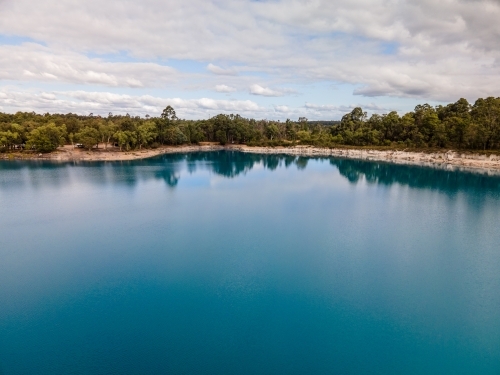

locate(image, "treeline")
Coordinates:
1 97 500 153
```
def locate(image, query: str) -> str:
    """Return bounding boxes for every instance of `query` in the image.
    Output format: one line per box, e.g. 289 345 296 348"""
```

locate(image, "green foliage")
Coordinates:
296 130 311 142
158 106 177 144
99 122 117 148
470 97 500 150
265 124 280 140
164 126 187 145
114 130 137 151
3 98 500 154
340 107 367 132
215 130 227 145
0 130 20 150
137 121 158 148
26 123 67 152
75 126 100 150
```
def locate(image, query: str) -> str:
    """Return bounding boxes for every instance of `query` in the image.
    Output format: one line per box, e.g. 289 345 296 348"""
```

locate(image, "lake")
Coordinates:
1 151 500 374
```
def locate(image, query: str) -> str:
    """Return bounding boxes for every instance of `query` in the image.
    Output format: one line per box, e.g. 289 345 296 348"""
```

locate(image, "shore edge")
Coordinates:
2 145 500 174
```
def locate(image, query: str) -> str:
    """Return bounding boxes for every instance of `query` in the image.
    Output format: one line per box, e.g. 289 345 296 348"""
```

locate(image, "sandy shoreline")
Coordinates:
2 144 500 174
237 145 500 175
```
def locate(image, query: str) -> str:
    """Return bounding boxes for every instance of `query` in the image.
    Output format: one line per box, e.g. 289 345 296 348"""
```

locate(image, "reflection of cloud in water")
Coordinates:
1 152 499 199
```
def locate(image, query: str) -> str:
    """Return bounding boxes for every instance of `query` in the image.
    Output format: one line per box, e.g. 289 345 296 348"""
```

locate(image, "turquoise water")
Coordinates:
1 152 500 374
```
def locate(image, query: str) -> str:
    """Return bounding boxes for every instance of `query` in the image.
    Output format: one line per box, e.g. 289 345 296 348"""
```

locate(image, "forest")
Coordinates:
1 96 500 153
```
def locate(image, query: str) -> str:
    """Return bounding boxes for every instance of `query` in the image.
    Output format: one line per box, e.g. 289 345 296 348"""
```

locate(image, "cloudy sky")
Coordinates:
1 0 499 120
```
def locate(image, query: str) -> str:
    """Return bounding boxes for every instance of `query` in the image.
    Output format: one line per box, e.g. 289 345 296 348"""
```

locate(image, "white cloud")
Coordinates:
0 88 264 118
207 64 238 76
304 103 340 112
274 105 289 113
215 84 236 93
1 0 500 104
305 102 388 115
0 44 179 88
0 87 386 120
249 84 287 97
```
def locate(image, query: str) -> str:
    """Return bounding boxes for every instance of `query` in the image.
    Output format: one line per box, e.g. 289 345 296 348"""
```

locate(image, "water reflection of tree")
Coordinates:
163 152 500 196
330 158 500 194
295 157 309 170
2 153 500 196
154 168 180 187
262 155 281 171
283 155 296 168
208 151 261 178
334 159 362 183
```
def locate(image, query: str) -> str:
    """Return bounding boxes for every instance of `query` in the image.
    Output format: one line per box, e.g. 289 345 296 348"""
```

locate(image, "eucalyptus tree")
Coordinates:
471 97 500 150
413 104 440 146
137 120 158 148
265 123 280 140
75 126 101 151
26 123 67 152
114 130 137 151
99 122 118 149
285 119 297 141
340 107 367 132
9 123 27 144
164 126 187 145
2 97 500 152
0 130 20 150
159 106 178 144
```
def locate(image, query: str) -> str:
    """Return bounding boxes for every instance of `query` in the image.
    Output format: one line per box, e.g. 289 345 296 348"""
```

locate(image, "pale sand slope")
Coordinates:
235 145 500 175
3 144 500 174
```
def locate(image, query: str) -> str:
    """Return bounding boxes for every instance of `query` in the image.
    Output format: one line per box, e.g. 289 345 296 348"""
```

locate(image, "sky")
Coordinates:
0 0 499 120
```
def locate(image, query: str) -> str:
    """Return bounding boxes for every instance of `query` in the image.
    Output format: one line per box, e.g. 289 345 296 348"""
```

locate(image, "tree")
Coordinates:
399 113 422 146
9 123 27 144
471 97 500 150
3 97 500 153
161 106 177 122
99 122 117 149
0 130 20 150
341 107 367 132
285 119 297 141
414 104 440 145
182 122 205 144
381 111 401 141
163 126 187 145
159 106 177 144
298 117 308 131
296 130 311 143
114 131 128 151
444 116 469 148
265 124 280 140
26 123 67 152
114 130 137 151
75 127 101 151
215 129 227 145
137 121 158 149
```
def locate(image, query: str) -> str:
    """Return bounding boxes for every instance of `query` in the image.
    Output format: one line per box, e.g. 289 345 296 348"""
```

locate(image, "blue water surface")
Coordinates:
1 152 500 374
